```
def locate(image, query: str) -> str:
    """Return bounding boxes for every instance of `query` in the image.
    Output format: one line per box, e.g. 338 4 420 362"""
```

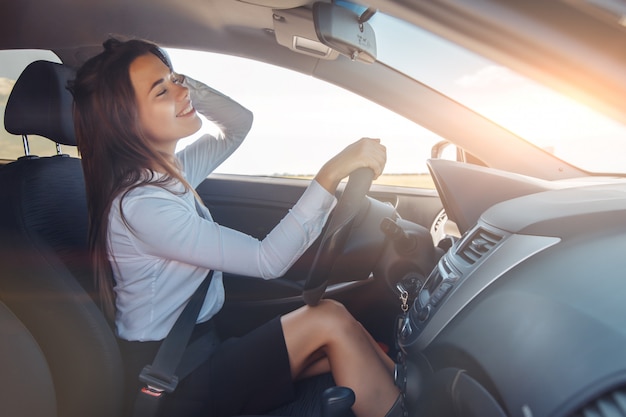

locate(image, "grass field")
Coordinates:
372 173 435 189
283 173 436 189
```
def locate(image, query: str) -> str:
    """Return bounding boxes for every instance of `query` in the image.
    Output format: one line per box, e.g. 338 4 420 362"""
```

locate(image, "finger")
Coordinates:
368 156 385 178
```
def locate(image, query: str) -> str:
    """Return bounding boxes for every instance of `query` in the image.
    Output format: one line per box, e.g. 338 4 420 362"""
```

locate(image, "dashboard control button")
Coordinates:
430 282 453 306
416 305 430 322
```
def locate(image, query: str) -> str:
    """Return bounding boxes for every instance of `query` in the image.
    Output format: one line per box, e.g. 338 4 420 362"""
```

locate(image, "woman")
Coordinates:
72 37 403 417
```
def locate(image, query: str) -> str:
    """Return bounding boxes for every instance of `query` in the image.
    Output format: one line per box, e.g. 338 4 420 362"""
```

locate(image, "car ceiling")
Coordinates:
2 0 279 64
2 0 626 178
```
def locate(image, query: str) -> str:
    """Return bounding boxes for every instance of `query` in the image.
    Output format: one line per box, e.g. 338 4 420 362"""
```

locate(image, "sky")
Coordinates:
164 12 626 175
369 15 626 174
167 48 440 176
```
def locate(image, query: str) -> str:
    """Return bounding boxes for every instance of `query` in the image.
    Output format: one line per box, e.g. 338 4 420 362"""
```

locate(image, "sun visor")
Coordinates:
273 7 339 60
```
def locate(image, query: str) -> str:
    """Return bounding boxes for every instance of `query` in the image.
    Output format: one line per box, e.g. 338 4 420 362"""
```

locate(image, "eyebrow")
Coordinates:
149 78 165 93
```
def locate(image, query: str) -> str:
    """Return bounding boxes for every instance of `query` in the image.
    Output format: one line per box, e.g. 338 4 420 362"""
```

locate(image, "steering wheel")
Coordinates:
302 167 374 306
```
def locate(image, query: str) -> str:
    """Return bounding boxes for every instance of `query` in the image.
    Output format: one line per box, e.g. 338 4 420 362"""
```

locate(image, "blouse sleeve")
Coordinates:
176 76 254 188
120 180 337 279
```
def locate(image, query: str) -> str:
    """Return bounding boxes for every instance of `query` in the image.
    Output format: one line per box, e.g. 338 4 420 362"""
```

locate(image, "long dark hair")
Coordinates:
71 38 196 321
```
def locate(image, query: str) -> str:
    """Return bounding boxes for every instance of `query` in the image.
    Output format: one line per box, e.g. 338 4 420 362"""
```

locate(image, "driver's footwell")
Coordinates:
267 373 355 417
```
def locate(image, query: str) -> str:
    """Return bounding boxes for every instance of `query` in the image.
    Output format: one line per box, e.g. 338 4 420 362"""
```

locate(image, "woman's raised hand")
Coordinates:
314 138 387 193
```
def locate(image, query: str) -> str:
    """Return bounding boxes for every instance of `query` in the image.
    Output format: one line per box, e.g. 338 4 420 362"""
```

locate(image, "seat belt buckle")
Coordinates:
139 365 179 394
140 386 165 398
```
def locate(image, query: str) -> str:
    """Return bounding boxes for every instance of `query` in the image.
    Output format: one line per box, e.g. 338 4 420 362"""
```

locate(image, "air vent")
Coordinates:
457 227 503 265
571 387 626 417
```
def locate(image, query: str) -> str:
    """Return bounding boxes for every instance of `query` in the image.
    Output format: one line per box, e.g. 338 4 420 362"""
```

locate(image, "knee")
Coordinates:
316 299 348 316
314 299 359 333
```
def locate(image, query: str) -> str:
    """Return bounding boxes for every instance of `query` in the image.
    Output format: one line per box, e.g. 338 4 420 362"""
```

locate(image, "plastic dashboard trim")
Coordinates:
411 233 561 350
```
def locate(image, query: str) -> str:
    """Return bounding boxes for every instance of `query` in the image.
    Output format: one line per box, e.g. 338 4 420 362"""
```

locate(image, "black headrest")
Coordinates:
4 60 76 147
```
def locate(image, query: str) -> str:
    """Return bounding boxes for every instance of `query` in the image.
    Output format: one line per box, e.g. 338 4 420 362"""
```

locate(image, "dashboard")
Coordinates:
397 160 626 417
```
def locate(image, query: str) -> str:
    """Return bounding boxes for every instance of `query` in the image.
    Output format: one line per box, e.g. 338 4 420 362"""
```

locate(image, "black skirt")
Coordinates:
118 317 294 417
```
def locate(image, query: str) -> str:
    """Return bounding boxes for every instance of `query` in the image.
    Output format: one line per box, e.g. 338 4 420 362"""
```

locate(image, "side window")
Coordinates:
0 50 77 161
168 49 440 189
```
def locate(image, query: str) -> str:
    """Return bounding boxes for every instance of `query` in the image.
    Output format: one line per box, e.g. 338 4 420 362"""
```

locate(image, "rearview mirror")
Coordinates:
313 2 377 63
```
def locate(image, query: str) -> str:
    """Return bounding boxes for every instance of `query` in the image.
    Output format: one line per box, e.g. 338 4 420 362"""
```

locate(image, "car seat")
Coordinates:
0 300 56 417
1 60 95 297
0 60 124 417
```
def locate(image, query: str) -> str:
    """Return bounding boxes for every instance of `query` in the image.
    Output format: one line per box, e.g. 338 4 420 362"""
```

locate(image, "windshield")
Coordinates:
369 13 626 174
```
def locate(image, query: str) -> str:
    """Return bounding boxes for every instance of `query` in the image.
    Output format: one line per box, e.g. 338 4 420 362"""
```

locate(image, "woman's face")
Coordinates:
129 53 202 154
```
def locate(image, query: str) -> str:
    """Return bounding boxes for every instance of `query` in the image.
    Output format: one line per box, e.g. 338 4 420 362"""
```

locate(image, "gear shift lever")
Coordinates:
321 386 355 417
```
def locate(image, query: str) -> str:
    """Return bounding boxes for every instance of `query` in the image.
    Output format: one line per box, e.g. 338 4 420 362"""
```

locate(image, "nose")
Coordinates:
175 83 189 101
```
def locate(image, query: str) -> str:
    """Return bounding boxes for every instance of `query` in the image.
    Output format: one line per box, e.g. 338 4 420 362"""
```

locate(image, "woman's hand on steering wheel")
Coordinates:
302 138 386 306
314 138 386 194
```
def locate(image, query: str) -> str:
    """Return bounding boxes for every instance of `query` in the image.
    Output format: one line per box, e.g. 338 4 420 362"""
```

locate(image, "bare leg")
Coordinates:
281 299 400 417
358 321 396 373
297 355 330 380
296 324 395 379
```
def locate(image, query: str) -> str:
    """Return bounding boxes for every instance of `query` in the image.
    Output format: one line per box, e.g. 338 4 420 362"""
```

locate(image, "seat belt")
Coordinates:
132 198 217 417
131 269 215 417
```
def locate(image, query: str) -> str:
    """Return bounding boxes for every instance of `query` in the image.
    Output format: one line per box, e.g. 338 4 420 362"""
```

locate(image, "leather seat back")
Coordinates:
0 301 56 417
0 60 124 417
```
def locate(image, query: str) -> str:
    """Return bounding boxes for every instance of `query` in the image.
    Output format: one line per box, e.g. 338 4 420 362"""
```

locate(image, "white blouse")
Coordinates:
109 77 336 341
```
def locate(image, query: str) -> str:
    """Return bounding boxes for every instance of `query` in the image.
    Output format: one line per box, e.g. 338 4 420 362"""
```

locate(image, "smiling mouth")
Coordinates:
177 103 195 117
